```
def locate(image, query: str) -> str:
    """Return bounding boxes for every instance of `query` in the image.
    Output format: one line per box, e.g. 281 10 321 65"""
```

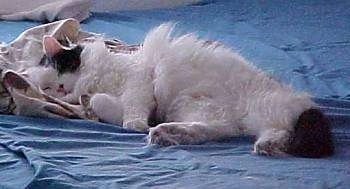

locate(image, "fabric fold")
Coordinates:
0 0 92 22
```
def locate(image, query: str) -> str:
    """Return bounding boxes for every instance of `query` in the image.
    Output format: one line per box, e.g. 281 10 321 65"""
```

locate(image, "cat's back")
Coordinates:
139 24 271 121
141 24 260 100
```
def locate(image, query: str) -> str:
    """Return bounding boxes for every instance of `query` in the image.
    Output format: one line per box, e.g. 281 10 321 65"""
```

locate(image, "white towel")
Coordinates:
91 0 201 12
0 0 92 22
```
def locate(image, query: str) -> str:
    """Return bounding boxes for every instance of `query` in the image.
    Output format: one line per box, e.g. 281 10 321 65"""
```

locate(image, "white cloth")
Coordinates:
0 18 96 71
91 0 200 12
0 0 92 22
0 0 200 22
0 19 97 116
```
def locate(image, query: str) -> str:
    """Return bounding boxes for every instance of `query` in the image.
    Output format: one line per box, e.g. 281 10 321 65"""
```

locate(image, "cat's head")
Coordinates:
287 108 334 158
29 36 83 97
42 35 83 75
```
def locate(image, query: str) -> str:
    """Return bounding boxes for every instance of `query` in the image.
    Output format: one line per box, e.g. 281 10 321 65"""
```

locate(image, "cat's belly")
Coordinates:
153 72 247 124
152 63 253 125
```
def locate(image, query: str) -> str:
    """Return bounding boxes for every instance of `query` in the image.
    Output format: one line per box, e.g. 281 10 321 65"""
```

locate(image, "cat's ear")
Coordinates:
43 35 63 57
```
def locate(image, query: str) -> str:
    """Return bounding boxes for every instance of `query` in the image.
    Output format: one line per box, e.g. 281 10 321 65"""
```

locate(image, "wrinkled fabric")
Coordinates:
0 0 349 188
0 111 348 189
0 0 91 22
0 19 98 117
0 19 81 70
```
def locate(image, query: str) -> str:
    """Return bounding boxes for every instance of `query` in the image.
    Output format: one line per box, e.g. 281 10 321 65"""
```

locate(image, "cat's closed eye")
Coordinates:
42 86 51 90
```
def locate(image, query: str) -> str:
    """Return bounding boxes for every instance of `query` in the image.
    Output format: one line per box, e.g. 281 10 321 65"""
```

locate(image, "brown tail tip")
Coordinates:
287 108 334 158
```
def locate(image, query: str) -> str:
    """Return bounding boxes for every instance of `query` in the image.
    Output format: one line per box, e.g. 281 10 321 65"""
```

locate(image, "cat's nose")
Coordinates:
57 84 67 95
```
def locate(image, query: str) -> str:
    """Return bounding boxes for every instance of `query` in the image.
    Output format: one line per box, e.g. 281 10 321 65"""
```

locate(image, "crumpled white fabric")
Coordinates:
0 0 92 22
0 19 95 115
92 0 200 12
0 18 133 118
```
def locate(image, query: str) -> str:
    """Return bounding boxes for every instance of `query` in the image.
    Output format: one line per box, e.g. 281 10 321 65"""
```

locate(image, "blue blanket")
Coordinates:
0 0 349 188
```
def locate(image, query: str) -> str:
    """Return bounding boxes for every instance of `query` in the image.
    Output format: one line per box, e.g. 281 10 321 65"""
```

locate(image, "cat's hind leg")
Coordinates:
149 94 244 145
148 121 242 146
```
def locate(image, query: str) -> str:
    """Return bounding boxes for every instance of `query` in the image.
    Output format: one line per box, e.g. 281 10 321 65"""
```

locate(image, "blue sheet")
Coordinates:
0 0 349 188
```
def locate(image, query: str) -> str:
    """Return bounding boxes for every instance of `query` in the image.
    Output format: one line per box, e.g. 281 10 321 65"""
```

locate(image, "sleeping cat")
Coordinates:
26 24 333 158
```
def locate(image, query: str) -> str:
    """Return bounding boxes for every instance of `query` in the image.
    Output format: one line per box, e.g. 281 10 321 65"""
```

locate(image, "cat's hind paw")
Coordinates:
148 122 199 146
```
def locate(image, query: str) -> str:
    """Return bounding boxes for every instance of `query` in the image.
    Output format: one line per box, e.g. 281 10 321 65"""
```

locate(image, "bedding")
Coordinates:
0 0 349 188
0 0 91 22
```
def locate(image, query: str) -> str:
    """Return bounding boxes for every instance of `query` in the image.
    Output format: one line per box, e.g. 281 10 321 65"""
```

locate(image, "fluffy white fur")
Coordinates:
28 24 315 155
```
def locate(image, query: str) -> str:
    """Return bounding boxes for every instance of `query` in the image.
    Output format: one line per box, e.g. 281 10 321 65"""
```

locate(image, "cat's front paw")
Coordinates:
123 119 150 133
148 122 197 146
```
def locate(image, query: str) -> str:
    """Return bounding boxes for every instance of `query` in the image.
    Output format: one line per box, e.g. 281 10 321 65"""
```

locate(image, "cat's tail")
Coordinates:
140 23 176 65
144 23 176 46
140 23 215 67
140 23 246 69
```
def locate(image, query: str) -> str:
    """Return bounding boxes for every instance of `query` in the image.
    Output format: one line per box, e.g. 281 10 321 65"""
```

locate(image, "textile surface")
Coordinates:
0 0 349 188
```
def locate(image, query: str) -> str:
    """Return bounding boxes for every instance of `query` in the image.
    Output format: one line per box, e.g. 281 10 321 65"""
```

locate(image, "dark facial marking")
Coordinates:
40 44 83 75
287 108 334 158
51 45 83 75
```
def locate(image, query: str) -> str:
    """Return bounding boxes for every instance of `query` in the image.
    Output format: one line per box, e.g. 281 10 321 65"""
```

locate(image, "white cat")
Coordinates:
26 24 333 158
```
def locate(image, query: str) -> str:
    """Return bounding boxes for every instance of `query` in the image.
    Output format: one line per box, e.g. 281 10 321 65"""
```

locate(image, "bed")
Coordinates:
0 0 349 188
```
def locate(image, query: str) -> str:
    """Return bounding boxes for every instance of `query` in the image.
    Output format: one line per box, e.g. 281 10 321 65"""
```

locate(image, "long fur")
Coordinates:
27 23 324 157
141 24 314 135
